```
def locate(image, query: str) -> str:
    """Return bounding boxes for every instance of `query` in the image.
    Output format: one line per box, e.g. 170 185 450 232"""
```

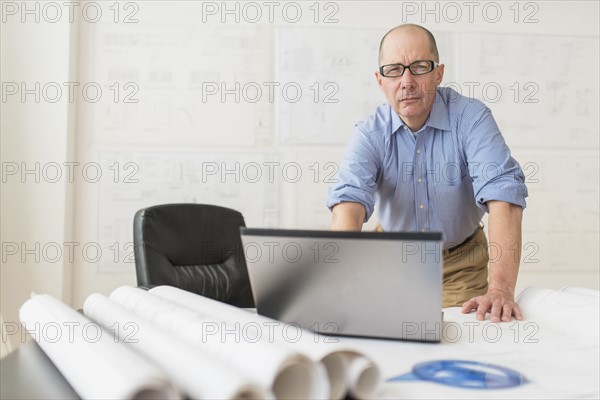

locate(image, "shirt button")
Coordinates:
421 228 427 232
417 177 423 183
416 148 421 154
419 204 425 209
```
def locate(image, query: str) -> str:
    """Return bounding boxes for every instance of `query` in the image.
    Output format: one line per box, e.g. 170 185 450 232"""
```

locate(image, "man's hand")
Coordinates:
461 289 523 323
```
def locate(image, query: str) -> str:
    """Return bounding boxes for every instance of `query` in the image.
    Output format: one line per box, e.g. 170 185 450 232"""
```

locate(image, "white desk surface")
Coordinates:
340 286 600 398
2 286 598 399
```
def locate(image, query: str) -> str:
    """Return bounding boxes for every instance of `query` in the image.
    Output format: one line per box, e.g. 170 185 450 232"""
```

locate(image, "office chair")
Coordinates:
133 203 254 307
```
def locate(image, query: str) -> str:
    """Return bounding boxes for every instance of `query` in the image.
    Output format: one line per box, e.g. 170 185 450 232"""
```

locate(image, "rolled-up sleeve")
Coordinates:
462 103 528 213
326 126 382 222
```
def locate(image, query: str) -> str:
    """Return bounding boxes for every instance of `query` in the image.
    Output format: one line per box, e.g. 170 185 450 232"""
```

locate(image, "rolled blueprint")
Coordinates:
83 293 268 400
150 285 383 399
19 294 178 400
109 285 328 399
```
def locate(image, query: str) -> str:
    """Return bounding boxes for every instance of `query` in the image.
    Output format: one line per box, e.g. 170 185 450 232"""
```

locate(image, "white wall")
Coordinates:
2 0 598 353
1 5 75 352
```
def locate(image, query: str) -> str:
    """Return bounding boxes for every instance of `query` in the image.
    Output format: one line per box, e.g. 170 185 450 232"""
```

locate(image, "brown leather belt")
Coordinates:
444 226 482 257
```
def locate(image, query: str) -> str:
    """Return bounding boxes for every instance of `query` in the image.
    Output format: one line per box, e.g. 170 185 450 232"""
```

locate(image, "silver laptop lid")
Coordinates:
240 228 443 342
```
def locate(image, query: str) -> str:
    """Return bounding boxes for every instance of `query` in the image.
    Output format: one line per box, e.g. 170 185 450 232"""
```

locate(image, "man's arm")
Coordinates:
330 202 366 231
462 200 524 322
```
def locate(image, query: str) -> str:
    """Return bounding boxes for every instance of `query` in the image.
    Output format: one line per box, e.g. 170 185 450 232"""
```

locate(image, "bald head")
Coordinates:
378 24 439 65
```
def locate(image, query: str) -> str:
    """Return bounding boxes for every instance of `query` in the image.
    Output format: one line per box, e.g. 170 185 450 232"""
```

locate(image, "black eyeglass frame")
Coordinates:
379 60 440 77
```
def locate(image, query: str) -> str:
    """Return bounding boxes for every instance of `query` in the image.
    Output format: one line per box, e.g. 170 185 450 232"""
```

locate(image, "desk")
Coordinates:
340 309 600 399
0 340 78 399
3 287 599 399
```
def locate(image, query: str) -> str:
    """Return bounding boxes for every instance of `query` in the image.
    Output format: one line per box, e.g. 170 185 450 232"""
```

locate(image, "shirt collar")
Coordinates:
391 108 403 135
389 89 451 135
428 90 451 131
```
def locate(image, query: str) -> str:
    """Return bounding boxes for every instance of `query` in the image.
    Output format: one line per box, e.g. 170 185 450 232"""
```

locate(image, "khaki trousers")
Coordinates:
442 226 489 307
374 224 489 307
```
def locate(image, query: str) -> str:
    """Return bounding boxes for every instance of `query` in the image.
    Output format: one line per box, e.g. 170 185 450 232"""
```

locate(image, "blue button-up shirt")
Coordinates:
327 87 528 248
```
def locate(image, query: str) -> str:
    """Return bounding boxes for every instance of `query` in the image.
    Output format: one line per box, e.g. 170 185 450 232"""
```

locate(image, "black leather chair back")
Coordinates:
133 203 254 307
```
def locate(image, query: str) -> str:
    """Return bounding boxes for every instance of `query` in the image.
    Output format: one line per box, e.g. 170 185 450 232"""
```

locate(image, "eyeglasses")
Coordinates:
379 60 439 77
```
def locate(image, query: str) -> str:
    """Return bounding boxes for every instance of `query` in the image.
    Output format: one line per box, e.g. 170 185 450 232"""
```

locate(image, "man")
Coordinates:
327 24 528 323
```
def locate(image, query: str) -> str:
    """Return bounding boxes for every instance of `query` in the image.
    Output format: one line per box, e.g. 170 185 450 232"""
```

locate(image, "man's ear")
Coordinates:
436 64 445 86
375 71 384 91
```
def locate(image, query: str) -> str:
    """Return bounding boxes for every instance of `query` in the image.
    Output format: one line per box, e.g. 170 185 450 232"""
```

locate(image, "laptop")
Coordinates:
240 228 443 342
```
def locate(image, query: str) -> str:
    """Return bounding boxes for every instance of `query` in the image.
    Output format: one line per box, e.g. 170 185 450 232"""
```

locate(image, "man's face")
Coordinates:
376 27 444 131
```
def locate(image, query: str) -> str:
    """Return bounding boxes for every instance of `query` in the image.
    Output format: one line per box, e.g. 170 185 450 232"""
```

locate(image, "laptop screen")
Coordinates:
240 228 443 341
